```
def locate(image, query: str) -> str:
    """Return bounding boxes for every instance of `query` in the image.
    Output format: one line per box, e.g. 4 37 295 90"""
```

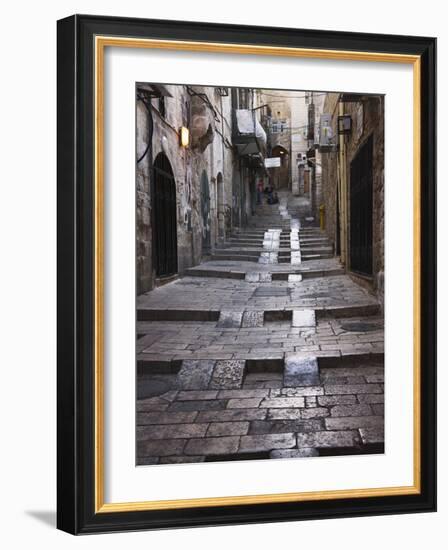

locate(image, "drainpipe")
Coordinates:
338 100 348 267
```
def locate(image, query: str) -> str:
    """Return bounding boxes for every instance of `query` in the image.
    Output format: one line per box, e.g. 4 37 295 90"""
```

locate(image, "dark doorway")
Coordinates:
153 153 177 277
201 171 211 252
216 172 224 240
349 135 373 276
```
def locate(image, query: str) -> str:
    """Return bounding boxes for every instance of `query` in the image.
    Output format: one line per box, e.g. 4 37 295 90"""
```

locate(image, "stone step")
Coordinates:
137 302 381 323
184 267 345 280
209 254 260 262
301 252 334 260
137 351 384 378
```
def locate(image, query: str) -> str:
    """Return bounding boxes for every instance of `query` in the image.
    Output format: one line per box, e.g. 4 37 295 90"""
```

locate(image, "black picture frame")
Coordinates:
57 14 436 534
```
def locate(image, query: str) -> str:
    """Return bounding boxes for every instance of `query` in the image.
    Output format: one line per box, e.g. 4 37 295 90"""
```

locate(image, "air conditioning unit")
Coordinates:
319 114 333 146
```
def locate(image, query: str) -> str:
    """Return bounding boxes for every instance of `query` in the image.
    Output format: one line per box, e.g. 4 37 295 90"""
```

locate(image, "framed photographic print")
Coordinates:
57 14 436 534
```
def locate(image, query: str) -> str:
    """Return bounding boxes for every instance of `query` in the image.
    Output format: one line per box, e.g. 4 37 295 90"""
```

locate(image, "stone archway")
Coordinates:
153 152 178 277
271 144 290 189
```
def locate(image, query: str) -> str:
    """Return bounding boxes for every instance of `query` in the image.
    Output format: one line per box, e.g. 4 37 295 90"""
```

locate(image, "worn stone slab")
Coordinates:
207 421 250 437
176 360 216 390
217 310 243 328
270 448 319 459
372 403 384 415
280 385 323 397
306 396 317 407
301 407 330 419
317 395 357 406
137 411 198 425
209 360 246 389
324 384 382 395
365 374 385 383
260 397 305 408
359 426 385 445
292 309 316 328
136 396 170 412
227 398 263 409
137 423 209 440
177 390 218 401
137 457 160 465
185 436 240 456
325 415 384 430
288 274 303 283
159 455 205 464
218 389 269 399
284 355 320 387
297 430 360 448
267 408 302 420
330 404 373 417
357 393 384 404
239 433 296 452
138 438 187 457
197 409 267 422
249 419 323 435
169 399 227 412
242 310 264 328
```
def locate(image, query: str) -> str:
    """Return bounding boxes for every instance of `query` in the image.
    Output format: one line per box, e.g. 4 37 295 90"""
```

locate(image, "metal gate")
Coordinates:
153 153 177 277
349 135 373 276
201 171 211 251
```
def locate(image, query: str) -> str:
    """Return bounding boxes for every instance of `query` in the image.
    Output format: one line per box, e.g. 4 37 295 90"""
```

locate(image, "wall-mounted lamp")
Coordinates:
179 126 190 147
337 115 352 135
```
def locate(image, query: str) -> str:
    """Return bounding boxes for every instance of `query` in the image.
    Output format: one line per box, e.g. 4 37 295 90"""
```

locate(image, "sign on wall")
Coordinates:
264 157 281 168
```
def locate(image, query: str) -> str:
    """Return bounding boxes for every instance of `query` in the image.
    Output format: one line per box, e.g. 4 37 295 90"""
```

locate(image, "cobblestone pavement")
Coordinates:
137 193 384 465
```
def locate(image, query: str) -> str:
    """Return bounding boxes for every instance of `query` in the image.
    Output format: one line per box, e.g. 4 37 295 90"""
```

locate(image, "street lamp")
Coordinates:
337 114 352 135
179 126 190 147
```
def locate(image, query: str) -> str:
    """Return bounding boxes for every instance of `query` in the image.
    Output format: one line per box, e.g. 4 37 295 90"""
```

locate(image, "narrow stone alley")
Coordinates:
136 192 384 465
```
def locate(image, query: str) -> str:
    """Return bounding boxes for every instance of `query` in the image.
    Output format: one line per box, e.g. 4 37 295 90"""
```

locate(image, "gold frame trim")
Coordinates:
94 35 421 513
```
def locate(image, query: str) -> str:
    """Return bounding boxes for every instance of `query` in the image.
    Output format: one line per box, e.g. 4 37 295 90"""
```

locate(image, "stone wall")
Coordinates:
320 93 340 252
136 100 153 295
320 93 384 302
136 84 245 294
344 96 385 301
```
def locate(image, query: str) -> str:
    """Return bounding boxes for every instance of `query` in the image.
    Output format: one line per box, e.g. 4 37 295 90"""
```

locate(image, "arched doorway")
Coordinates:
201 171 211 252
153 153 178 277
271 145 290 189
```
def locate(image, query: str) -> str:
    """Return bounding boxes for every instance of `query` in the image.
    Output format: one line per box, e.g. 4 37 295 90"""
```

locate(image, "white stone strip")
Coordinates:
291 251 302 264
290 220 302 265
292 309 316 328
259 229 281 264
279 199 291 219
245 272 273 283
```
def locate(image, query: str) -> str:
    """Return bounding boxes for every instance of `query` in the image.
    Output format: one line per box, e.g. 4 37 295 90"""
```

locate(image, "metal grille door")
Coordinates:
153 153 178 277
349 136 373 276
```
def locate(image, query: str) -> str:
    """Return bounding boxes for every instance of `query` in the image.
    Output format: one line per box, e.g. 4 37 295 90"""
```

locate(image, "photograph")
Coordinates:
135 83 385 466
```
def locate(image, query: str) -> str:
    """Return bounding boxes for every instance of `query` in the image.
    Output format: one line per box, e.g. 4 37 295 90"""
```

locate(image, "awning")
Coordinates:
235 110 267 144
234 109 267 156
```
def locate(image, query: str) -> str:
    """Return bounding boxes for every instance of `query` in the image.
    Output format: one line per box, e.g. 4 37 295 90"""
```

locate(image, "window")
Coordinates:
271 119 287 134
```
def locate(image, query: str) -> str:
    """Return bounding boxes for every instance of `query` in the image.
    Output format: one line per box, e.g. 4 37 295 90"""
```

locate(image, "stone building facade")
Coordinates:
136 84 266 295
320 93 385 303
